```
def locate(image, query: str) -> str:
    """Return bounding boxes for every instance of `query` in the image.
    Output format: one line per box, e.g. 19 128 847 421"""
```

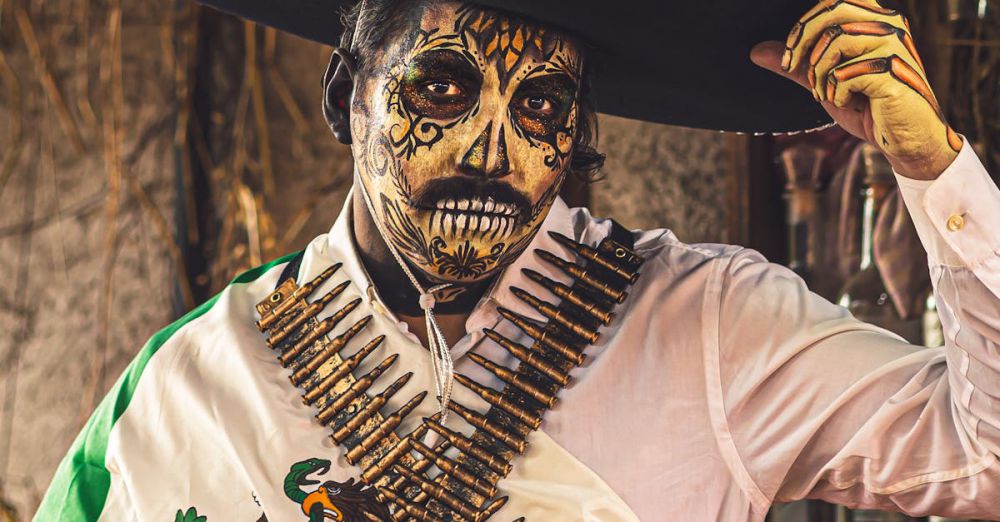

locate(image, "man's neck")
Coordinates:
350 189 495 336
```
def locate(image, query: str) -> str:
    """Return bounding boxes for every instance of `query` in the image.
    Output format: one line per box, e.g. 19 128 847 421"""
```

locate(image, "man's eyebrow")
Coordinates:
407 48 484 82
518 69 579 93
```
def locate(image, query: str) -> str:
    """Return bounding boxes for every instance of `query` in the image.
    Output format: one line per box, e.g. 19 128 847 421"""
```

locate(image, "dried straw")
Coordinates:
0 49 24 199
14 6 86 154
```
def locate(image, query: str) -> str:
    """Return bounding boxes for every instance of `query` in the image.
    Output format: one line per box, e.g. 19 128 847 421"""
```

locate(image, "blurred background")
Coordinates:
0 0 996 520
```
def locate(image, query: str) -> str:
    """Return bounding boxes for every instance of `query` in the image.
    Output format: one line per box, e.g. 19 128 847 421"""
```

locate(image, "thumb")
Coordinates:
751 40 810 90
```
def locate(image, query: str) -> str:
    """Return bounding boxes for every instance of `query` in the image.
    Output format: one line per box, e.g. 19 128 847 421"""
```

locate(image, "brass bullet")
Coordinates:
266 280 350 346
453 373 542 430
521 269 615 326
413 441 446 476
424 418 512 476
535 249 627 304
496 307 586 366
316 354 399 424
548 231 640 283
257 262 342 329
330 371 411 443
447 401 528 452
378 487 447 522
388 492 430 522
409 439 497 498
467 353 558 409
476 497 509 521
384 435 446 489
278 300 363 367
510 287 599 345
392 465 480 521
361 425 437 484
304 334 386 405
482 328 570 386
291 315 373 385
346 392 427 464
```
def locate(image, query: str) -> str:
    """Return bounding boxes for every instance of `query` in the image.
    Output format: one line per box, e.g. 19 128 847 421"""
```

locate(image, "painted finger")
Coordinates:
783 0 901 73
828 55 963 153
811 24 923 101
826 54 937 108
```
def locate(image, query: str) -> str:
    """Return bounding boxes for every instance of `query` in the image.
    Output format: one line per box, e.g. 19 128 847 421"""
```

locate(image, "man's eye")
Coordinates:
424 81 462 97
520 96 555 116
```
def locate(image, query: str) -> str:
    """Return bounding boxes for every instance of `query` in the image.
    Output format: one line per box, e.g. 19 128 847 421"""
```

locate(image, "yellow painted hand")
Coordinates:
752 0 961 179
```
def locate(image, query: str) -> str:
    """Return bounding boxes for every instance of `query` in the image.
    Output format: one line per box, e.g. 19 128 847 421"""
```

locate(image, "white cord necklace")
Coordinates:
355 172 455 422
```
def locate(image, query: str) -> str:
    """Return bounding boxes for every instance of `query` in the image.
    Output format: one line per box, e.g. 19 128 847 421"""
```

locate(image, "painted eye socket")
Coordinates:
424 81 463 97
519 95 555 116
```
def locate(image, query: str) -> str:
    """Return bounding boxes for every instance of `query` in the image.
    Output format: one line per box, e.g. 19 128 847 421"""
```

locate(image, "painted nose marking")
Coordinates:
460 122 510 178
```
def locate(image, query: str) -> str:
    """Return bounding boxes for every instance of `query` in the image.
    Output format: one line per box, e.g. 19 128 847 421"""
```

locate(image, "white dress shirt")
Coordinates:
36 140 1000 521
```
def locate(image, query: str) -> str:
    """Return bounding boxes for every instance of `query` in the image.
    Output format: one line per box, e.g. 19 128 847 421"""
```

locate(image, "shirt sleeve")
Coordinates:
711 140 1000 518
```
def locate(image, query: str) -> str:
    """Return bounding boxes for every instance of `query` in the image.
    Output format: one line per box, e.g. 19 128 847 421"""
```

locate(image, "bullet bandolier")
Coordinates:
255 224 645 521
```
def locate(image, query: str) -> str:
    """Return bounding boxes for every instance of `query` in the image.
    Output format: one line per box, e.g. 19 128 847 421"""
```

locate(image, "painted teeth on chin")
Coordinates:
430 208 520 239
457 199 470 211
484 199 495 213
489 216 503 240
443 212 454 236
471 199 484 212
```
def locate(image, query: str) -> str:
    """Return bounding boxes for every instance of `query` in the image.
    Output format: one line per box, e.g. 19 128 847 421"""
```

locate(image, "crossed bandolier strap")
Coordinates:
255 225 645 521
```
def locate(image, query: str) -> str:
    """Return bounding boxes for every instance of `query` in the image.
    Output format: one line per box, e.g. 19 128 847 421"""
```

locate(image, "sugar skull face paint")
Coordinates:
350 1 582 284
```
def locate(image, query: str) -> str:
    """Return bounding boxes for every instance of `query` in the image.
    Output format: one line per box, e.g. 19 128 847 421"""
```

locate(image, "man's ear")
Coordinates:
323 47 357 145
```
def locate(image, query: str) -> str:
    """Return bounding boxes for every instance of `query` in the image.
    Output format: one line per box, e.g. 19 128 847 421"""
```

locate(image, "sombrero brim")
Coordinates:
200 0 833 133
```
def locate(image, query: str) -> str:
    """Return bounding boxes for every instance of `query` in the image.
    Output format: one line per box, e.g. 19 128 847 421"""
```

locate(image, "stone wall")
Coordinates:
593 115 728 244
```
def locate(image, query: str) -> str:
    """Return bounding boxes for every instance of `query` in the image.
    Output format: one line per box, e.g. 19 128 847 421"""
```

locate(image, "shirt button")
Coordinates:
946 214 965 232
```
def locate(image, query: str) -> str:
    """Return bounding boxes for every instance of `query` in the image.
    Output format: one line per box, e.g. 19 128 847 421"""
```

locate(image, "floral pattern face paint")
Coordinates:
351 1 582 284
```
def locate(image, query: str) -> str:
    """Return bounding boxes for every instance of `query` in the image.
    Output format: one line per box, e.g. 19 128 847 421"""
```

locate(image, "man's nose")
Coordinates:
459 121 510 178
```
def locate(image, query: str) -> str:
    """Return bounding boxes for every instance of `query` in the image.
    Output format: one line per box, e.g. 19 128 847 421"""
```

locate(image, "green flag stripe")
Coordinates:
34 252 300 521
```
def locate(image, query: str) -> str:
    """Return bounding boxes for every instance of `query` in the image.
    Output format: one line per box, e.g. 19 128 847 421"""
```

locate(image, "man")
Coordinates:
36 0 1000 520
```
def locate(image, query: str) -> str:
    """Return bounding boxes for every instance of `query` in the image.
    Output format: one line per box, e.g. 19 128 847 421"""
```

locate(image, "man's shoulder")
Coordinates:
566 204 748 272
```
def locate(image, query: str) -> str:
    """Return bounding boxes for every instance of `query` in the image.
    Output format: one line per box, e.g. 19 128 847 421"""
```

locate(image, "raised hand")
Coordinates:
752 0 962 180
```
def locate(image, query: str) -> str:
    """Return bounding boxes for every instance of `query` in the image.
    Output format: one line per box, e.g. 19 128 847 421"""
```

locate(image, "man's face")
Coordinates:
350 1 582 284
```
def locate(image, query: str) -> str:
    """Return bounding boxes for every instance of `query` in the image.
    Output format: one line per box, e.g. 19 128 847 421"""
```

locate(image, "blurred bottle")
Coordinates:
780 144 827 286
836 145 922 343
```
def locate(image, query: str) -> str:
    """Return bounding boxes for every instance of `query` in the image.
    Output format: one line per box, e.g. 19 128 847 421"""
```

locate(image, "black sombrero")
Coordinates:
199 0 833 133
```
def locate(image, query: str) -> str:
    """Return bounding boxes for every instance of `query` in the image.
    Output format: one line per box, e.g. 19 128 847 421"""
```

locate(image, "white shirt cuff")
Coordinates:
894 138 1000 269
